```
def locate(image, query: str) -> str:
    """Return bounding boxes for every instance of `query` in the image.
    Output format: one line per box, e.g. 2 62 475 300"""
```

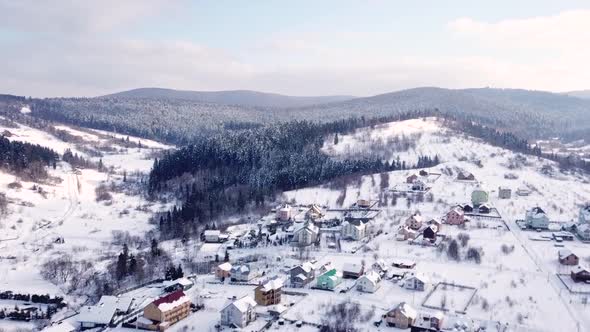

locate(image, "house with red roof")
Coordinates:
139 290 191 330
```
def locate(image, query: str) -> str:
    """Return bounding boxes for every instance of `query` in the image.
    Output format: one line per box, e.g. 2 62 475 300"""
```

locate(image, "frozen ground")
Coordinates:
2 117 590 331
0 118 173 323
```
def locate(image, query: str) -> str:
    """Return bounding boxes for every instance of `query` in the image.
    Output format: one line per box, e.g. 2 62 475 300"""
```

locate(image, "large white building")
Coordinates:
356 270 381 293
341 220 366 240
220 296 257 328
291 221 319 246
525 207 550 229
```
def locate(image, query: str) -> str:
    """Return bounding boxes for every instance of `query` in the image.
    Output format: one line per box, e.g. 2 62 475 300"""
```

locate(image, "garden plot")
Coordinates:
422 282 477 313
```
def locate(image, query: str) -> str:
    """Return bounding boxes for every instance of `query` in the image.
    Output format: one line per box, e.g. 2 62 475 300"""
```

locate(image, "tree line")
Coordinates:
0 135 58 180
149 114 440 239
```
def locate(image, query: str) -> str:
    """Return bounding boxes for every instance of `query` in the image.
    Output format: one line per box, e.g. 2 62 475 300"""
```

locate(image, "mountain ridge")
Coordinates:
101 87 355 108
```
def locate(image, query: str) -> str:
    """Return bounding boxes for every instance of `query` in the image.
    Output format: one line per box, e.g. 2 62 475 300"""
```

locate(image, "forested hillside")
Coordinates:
2 87 589 145
148 115 439 238
0 135 58 180
103 88 354 108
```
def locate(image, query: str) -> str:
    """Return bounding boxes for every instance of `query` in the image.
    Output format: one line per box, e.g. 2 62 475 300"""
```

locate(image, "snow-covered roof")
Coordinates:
360 271 381 284
373 259 388 271
407 213 423 223
449 206 464 215
342 263 363 274
204 230 221 236
301 261 316 272
407 272 429 283
558 249 575 259
294 273 307 281
218 262 232 271
394 302 417 319
266 304 288 314
293 222 319 235
152 290 191 312
224 296 257 313
260 278 283 292
529 206 546 217
76 296 127 324
176 277 193 287
572 265 590 274
231 264 251 274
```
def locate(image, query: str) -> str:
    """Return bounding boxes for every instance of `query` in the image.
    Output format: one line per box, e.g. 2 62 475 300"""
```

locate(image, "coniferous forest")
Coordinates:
0 135 58 180
149 115 439 239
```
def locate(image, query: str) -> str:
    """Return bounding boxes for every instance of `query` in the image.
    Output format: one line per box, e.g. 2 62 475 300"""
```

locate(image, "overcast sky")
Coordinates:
1 0 589 97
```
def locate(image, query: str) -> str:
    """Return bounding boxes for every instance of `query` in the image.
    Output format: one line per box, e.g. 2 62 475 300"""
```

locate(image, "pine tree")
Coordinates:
151 238 160 257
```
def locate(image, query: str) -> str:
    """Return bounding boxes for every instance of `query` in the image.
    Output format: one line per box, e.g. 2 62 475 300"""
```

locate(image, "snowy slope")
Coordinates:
279 118 590 331
0 118 173 310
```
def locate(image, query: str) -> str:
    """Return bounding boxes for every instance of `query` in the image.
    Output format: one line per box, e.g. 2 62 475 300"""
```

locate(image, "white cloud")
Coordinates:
1 2 589 97
448 10 590 52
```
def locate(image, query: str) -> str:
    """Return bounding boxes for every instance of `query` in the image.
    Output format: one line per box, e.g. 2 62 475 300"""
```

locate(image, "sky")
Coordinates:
1 0 589 97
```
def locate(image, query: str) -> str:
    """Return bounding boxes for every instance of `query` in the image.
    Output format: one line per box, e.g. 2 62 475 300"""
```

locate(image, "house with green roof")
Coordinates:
316 269 342 290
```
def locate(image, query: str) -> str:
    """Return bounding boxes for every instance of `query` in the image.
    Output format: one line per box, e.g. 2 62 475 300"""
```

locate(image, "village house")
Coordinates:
203 230 221 243
406 212 423 230
316 269 342 290
372 259 388 276
230 264 258 282
552 231 575 241
471 187 488 206
525 207 550 229
341 220 367 241
419 170 429 177
446 207 465 225
423 225 438 243
220 296 257 328
254 278 283 306
571 265 590 283
393 259 416 269
407 174 419 183
498 187 512 199
459 203 473 213
356 198 372 208
306 204 324 220
357 270 381 293
276 204 293 221
412 179 427 191
342 263 365 279
291 221 319 246
385 302 418 329
164 277 194 292
428 218 442 231
404 272 428 291
579 204 590 224
216 262 232 280
411 312 445 332
558 249 579 266
76 296 133 330
457 171 475 181
576 223 590 241
139 290 191 330
397 226 418 241
289 261 317 288
478 203 492 214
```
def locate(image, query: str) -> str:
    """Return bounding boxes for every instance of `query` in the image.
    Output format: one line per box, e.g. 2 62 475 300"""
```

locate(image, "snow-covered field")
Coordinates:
279 118 590 331
0 117 173 327
2 116 590 331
